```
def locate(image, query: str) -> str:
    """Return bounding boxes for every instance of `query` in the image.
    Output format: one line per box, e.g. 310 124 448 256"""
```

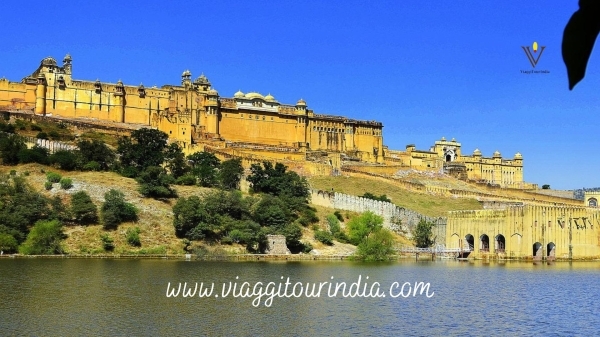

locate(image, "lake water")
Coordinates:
1 258 599 336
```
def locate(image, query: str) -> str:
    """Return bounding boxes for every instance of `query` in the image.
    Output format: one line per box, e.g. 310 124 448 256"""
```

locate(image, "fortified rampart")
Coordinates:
311 190 446 244
0 130 76 154
340 167 581 206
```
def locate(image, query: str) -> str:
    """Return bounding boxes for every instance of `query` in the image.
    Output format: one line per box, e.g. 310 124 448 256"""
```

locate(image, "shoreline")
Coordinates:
1 253 599 262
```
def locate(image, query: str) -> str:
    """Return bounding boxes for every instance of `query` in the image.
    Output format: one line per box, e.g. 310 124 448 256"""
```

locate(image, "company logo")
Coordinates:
520 41 549 74
522 41 545 67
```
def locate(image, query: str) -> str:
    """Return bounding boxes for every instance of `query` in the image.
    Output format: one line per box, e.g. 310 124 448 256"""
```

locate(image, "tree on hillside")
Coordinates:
347 211 384 246
101 189 138 230
17 145 49 165
0 175 50 243
0 133 26 165
164 143 188 179
173 190 253 241
219 158 244 190
356 228 395 261
77 139 115 171
361 192 391 203
136 166 177 199
49 150 79 171
117 128 168 175
346 211 395 261
19 220 65 255
70 191 98 225
412 218 436 248
247 161 310 202
187 151 220 187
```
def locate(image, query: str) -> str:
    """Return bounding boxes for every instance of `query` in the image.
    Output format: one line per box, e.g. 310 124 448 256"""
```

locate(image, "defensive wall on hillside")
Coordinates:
311 190 447 244
340 167 581 206
0 130 76 154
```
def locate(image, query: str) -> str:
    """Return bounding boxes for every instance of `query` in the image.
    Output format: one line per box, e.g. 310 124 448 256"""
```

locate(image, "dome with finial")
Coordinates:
194 74 209 84
264 93 276 102
451 138 456 142
207 87 218 96
182 70 191 77
493 150 501 158
63 53 72 63
514 152 522 159
116 79 124 86
473 148 482 156
441 136 446 141
41 56 57 67
296 98 307 106
245 92 264 99
234 90 244 98
138 83 145 89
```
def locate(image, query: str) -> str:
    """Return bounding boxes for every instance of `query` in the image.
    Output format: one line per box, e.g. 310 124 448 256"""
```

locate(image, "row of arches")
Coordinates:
460 233 556 259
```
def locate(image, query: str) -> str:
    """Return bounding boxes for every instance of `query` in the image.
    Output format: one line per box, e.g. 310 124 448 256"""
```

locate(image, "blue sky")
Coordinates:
1 1 596 190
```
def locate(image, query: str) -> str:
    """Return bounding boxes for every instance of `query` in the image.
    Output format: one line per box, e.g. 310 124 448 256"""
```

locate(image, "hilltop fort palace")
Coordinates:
0 55 527 187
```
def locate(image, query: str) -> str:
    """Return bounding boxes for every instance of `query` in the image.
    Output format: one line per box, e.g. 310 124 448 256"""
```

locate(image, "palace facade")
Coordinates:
385 137 525 188
0 55 525 186
1 55 383 163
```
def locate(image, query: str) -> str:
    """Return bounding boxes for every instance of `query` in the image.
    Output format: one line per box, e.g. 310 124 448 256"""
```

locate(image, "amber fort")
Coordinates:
1 54 527 185
2 54 600 259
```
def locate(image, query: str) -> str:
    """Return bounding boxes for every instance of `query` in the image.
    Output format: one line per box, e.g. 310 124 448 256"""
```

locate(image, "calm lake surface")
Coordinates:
1 258 600 336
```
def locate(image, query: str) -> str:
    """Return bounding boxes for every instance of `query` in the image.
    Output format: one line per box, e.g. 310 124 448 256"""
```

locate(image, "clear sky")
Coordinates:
0 1 596 190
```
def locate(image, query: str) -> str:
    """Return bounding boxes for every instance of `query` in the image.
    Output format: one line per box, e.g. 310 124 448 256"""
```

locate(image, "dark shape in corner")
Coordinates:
562 0 600 90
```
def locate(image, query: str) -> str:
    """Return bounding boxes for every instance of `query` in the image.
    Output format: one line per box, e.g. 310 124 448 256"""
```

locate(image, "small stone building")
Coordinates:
265 235 290 255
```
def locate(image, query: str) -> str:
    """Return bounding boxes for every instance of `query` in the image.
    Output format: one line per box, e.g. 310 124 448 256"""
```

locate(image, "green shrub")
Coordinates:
18 220 65 255
327 214 341 234
46 172 62 183
314 230 334 245
298 208 319 226
100 234 115 251
175 173 197 186
30 124 42 131
136 166 177 199
18 146 49 164
48 130 60 140
36 132 48 140
120 166 139 178
82 161 101 171
71 191 98 225
0 122 15 133
220 236 233 245
45 181 53 190
49 150 79 171
101 189 138 230
126 227 141 247
59 178 73 190
9 170 16 176
23 171 29 176
334 210 344 222
302 242 313 253
0 233 18 253
355 228 395 261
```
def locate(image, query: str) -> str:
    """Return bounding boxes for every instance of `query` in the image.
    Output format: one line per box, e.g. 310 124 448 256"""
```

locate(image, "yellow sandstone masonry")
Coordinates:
1 55 524 186
446 204 600 259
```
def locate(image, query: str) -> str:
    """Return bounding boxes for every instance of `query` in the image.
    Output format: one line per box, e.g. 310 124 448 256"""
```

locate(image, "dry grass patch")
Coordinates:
308 175 482 217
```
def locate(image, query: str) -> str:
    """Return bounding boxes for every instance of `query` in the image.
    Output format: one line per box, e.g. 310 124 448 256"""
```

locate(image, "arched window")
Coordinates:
495 234 506 253
480 234 490 252
589 198 597 207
